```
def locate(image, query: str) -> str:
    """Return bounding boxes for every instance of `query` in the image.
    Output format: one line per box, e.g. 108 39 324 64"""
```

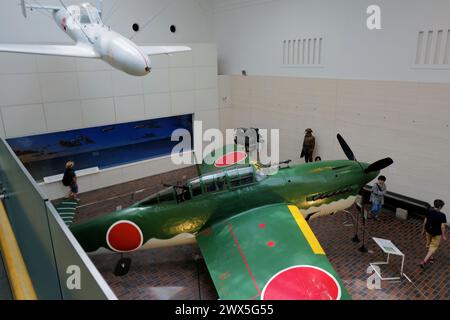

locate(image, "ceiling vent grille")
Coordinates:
414 29 450 68
282 37 324 67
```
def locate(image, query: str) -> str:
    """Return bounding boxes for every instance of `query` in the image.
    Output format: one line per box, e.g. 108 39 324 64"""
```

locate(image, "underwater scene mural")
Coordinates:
7 114 193 182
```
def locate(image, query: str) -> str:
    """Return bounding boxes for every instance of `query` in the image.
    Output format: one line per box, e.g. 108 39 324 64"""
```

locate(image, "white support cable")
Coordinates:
103 0 121 23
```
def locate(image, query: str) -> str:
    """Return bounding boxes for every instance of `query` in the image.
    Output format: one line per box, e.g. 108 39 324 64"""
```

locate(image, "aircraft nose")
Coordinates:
361 162 379 182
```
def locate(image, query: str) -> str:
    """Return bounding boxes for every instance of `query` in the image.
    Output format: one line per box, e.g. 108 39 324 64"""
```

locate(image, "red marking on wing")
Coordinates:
259 223 266 229
262 266 341 300
267 241 276 248
227 223 261 298
215 151 247 168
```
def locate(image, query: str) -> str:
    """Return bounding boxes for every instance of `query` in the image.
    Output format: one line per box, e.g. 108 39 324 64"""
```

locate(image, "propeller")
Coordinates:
337 134 356 161
336 134 394 173
364 158 394 174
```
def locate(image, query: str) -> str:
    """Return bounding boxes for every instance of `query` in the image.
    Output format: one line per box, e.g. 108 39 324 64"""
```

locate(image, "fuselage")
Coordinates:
53 3 151 76
70 160 379 254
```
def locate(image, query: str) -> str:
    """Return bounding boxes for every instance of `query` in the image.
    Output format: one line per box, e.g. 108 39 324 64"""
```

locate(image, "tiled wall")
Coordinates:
0 43 219 199
218 75 450 222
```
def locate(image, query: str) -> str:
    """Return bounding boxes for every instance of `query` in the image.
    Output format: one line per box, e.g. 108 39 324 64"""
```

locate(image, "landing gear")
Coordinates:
114 254 132 277
358 203 369 253
351 205 361 243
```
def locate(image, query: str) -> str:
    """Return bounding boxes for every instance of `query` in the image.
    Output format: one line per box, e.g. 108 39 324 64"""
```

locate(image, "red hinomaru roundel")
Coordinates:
106 221 144 252
261 265 342 300
214 151 248 168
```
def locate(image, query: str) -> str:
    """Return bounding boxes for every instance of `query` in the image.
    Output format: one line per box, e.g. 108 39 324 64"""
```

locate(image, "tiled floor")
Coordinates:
90 205 449 300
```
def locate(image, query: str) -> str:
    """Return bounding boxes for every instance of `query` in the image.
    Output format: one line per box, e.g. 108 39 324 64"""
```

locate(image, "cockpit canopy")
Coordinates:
136 165 267 207
78 3 101 25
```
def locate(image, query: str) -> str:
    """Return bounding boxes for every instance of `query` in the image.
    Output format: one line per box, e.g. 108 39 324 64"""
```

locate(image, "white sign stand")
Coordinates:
370 237 405 281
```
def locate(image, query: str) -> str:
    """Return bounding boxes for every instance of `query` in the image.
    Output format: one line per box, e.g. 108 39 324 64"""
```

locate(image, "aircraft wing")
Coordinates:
0 44 100 58
196 204 351 300
139 46 192 56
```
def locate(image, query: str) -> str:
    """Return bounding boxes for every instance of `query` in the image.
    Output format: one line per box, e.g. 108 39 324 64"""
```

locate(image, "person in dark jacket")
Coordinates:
301 128 315 163
420 200 447 268
369 176 387 221
62 161 79 201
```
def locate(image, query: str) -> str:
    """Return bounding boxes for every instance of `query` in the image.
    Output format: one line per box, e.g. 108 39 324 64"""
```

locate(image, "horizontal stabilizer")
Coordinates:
140 46 192 56
24 4 61 13
0 44 99 58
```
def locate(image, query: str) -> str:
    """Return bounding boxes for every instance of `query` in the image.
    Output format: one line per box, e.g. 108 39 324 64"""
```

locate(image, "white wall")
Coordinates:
219 75 450 222
0 0 218 200
214 0 450 83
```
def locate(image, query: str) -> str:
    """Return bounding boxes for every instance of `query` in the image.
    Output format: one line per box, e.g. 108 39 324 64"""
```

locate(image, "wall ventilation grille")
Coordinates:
282 37 323 67
414 29 450 68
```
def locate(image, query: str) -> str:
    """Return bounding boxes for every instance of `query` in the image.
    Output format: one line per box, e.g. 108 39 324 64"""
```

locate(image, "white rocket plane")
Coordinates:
0 1 191 76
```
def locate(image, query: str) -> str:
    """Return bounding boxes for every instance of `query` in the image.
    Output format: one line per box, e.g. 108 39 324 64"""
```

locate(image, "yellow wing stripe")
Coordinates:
288 205 325 255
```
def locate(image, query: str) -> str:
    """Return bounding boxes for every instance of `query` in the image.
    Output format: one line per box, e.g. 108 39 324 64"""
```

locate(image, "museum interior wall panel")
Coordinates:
0 73 42 107
39 72 80 103
44 100 84 133
81 98 117 128
219 75 450 222
36 55 77 73
171 91 196 116
0 52 37 74
1 104 47 138
77 71 114 100
196 88 219 111
170 67 196 92
144 93 172 119
75 57 114 73
196 109 220 130
112 71 144 97
192 44 219 67
114 95 146 123
142 68 170 94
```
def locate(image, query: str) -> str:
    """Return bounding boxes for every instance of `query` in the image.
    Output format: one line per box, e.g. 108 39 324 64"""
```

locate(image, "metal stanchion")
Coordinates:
358 200 368 253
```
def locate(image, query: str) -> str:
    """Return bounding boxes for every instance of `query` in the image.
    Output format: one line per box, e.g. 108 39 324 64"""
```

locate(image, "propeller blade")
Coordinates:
337 134 356 161
365 158 394 173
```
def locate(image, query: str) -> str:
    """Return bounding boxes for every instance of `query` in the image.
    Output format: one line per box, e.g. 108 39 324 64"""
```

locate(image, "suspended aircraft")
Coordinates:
61 134 393 300
0 1 191 76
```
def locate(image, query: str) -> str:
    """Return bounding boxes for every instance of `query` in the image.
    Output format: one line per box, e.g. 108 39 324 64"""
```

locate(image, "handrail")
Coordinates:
0 201 37 300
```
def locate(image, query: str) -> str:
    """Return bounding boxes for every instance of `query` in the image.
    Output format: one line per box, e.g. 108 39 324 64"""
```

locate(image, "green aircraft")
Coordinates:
67 134 393 300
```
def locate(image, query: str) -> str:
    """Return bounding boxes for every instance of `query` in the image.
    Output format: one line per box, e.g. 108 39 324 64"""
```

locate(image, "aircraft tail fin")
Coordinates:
20 0 27 18
20 1 61 17
96 0 103 18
